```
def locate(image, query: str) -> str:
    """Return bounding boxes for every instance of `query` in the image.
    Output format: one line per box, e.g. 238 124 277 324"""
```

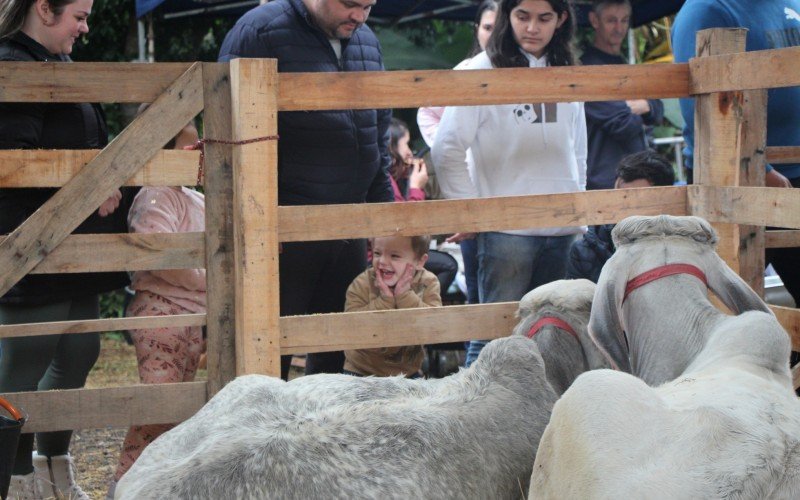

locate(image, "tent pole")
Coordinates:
137 19 146 62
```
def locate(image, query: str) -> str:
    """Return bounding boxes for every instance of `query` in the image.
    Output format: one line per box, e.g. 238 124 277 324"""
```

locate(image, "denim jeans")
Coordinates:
465 231 576 366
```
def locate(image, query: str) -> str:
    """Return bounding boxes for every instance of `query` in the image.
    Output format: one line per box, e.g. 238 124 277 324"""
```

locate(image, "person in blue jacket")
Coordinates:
581 0 663 190
673 0 800 306
565 150 675 282
219 0 393 378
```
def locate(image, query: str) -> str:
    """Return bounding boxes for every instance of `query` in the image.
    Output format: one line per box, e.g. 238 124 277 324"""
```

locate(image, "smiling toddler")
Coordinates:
343 234 442 377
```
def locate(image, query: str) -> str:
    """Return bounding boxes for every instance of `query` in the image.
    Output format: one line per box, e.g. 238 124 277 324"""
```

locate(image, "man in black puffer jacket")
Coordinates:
565 151 675 282
219 0 392 378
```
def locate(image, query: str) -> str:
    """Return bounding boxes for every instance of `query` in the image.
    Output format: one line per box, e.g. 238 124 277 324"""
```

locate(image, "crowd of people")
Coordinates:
1 0 798 497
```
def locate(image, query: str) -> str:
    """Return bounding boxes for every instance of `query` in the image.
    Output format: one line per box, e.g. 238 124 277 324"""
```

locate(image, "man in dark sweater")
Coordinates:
219 0 392 378
581 0 664 190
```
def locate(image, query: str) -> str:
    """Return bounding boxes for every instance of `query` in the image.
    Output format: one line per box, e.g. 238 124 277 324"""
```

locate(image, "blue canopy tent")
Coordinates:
135 0 685 27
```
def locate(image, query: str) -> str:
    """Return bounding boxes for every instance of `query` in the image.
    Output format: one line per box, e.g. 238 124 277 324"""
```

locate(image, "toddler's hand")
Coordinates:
393 263 416 296
98 189 122 217
375 270 394 298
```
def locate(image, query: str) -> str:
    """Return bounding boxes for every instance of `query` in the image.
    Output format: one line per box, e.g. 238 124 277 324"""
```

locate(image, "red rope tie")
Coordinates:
189 135 280 186
526 316 579 341
623 263 708 304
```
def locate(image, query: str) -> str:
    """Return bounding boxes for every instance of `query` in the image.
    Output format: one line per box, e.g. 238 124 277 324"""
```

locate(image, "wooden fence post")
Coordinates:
202 63 238 395
693 28 766 295
230 58 281 377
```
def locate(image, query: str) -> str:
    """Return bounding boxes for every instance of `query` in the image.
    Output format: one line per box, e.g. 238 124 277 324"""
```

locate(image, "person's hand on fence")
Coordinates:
393 263 416 296
626 99 651 116
445 232 477 243
766 169 792 188
98 189 122 217
408 159 429 190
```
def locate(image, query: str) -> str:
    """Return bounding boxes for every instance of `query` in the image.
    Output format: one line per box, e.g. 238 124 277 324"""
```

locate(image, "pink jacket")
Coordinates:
128 187 206 313
390 175 425 202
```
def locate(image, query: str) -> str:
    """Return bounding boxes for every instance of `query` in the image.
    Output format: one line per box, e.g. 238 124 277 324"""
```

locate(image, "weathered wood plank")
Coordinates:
0 63 204 298
0 62 192 103
231 59 281 377
0 382 206 433
692 29 764 294
0 314 206 339
0 232 204 274
278 63 690 111
279 302 518 355
690 45 800 95
278 186 688 242
0 149 199 187
766 146 800 165
688 186 800 229
202 62 237 396
766 230 800 249
770 305 800 352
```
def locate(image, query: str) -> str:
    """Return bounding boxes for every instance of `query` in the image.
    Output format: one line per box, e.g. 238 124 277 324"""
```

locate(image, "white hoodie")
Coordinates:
432 50 587 237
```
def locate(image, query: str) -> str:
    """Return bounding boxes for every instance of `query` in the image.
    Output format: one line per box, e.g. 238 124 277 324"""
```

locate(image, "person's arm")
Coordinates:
366 107 394 202
218 22 272 61
643 98 664 126
129 188 206 291
344 271 396 312
584 100 644 141
417 106 444 148
575 103 588 192
672 3 735 170
431 104 481 199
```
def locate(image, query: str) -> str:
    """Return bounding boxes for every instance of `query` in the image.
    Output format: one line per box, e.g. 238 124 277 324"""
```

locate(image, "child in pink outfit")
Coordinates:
112 123 206 485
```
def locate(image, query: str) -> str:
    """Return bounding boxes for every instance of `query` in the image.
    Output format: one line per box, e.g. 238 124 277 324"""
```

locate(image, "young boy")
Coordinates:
343 235 442 377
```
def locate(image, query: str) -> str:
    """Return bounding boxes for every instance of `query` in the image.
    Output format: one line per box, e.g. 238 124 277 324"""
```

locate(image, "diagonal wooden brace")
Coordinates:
0 63 204 298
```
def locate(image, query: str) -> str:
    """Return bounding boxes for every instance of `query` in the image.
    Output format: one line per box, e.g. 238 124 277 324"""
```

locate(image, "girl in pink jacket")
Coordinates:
111 123 206 491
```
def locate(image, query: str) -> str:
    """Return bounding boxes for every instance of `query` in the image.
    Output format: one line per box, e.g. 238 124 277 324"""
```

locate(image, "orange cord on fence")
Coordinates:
189 135 280 186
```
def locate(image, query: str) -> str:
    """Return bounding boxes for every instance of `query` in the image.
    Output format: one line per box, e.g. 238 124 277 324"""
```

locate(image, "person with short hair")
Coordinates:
565 150 676 282
343 234 442 377
218 0 393 378
581 0 664 191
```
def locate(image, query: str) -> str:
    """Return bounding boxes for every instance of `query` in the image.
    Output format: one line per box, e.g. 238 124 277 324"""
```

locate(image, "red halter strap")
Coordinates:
623 263 708 303
526 317 578 341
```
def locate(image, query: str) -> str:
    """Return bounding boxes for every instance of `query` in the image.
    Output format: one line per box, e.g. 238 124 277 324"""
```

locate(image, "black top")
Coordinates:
565 223 616 283
0 31 131 305
580 45 664 190
218 0 393 206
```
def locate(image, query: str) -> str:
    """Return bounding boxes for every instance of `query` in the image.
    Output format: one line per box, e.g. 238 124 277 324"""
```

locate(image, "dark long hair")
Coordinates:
388 117 411 180
467 0 499 58
0 0 75 40
486 0 575 68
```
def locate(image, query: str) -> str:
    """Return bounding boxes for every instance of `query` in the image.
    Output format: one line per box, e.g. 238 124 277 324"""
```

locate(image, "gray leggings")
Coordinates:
0 295 100 475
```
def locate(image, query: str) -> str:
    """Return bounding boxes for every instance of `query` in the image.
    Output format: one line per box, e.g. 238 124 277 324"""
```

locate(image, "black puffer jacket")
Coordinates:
218 0 393 206
565 224 616 283
0 32 132 305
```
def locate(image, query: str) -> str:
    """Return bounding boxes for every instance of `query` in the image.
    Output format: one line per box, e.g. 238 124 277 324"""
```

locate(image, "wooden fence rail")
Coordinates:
1 35 800 431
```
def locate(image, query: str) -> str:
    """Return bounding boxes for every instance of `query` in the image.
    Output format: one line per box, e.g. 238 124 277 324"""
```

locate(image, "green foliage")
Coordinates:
374 19 473 70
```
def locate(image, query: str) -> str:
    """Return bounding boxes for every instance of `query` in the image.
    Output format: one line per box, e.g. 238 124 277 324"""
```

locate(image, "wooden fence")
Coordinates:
1 28 799 433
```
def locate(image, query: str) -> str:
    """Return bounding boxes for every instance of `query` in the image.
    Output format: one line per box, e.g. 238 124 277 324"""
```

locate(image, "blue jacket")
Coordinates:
673 0 800 179
564 224 616 283
580 45 664 190
218 0 393 205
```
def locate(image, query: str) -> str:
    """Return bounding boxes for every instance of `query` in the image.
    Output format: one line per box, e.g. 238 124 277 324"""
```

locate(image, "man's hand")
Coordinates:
445 232 477 243
375 269 394 298
393 263 416 296
766 169 792 188
98 189 122 217
626 99 651 116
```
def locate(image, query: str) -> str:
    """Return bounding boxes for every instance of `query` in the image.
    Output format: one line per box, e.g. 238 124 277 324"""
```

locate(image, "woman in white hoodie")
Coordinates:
432 0 586 366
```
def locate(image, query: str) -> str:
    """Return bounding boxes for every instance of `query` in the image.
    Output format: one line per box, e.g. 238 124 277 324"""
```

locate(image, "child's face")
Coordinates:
174 124 199 150
372 236 427 287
